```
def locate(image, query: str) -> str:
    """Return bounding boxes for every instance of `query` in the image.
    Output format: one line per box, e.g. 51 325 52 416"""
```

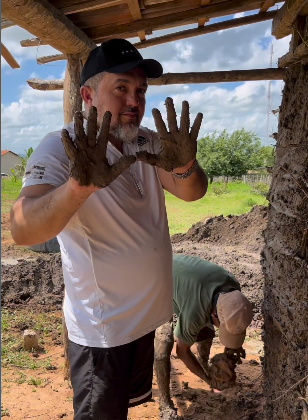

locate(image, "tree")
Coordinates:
14 147 33 177
259 145 275 167
197 129 266 182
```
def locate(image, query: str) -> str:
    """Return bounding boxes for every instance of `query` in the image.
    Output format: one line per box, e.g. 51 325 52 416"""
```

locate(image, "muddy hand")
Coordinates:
61 107 136 188
224 347 246 365
136 97 203 171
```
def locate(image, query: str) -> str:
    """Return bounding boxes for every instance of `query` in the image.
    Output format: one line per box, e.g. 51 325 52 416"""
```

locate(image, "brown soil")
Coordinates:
1 205 267 420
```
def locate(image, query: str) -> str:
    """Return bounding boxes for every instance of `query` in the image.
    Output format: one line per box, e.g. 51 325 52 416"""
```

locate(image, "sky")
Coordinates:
1 4 289 155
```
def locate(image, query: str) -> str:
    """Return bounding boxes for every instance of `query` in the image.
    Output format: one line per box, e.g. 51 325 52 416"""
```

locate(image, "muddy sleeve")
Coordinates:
22 132 70 189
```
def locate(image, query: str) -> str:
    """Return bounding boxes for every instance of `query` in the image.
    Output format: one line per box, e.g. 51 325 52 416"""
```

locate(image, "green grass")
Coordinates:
165 182 268 235
0 178 268 236
1 177 22 213
1 310 62 370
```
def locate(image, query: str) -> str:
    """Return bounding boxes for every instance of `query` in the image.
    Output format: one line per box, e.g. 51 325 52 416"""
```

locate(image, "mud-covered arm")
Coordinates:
175 337 211 384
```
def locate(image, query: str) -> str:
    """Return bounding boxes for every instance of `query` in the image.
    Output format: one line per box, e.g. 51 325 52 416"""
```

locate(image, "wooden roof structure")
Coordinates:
1 0 307 121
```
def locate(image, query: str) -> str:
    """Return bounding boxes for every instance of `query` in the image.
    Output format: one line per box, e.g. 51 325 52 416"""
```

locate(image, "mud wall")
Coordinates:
261 62 308 420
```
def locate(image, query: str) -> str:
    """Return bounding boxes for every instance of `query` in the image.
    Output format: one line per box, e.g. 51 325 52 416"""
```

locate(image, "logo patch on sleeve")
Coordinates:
25 165 46 180
137 135 148 147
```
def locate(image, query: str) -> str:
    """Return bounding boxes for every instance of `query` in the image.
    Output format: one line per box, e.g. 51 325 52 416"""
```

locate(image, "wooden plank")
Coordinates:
69 4 132 30
127 0 142 19
89 0 267 40
199 1 211 28
198 17 209 27
1 43 20 68
21 38 46 47
149 68 286 85
1 18 14 29
134 11 277 49
272 0 307 39
61 0 125 15
20 29 153 47
63 55 82 124
127 1 146 42
37 53 66 65
278 42 308 67
27 68 286 91
259 0 275 13
27 78 64 90
1 0 97 59
144 0 176 5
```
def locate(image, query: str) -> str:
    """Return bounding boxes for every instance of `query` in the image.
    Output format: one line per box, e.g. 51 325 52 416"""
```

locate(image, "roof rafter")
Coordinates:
134 11 277 49
27 68 286 91
126 0 147 42
61 0 125 15
1 42 20 68
89 0 271 42
1 0 97 59
259 0 275 13
272 0 307 39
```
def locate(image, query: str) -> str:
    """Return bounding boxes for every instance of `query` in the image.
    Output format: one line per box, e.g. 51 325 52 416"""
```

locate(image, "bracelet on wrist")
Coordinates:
171 159 198 180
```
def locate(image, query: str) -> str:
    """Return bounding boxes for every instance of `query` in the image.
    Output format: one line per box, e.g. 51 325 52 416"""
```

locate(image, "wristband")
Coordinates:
171 159 198 179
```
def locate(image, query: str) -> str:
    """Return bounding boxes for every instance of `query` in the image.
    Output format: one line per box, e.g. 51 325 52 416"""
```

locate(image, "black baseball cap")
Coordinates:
80 38 163 86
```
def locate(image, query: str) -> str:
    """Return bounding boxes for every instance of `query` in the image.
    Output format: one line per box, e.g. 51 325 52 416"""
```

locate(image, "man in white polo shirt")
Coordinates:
10 38 208 420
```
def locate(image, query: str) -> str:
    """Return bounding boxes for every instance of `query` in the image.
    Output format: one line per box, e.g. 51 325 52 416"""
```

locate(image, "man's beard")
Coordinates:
110 122 139 144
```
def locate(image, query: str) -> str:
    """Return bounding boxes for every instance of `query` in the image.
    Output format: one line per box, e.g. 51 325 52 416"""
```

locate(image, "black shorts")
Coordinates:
68 330 155 420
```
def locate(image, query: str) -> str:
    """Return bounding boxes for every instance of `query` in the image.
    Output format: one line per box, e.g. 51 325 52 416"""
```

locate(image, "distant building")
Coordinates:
1 150 22 175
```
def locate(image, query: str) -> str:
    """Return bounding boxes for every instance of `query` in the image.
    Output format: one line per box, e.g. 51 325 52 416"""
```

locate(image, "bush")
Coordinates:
250 182 269 197
244 198 257 207
211 182 228 196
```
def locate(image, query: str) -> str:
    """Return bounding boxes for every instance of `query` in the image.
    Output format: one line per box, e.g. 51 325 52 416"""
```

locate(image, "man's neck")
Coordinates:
108 134 123 154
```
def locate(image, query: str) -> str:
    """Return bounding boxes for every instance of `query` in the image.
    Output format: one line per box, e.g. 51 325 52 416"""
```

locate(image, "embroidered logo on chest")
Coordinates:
137 136 149 147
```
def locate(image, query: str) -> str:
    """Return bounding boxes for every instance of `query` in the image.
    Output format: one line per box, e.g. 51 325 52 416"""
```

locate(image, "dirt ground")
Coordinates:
1 206 267 420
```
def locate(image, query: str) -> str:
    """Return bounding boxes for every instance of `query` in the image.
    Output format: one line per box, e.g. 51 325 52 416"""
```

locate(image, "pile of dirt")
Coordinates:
171 205 267 253
1 206 267 329
1 255 64 309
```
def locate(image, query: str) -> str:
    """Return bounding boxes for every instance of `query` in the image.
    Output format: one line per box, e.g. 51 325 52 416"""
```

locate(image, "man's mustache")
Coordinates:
120 107 139 115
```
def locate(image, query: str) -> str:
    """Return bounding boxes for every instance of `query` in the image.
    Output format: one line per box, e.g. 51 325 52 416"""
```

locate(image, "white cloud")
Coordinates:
1 85 64 153
1 26 61 68
234 12 245 18
1 17 290 154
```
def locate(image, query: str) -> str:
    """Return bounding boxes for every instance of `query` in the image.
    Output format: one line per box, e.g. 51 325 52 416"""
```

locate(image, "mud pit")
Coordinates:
1 205 267 420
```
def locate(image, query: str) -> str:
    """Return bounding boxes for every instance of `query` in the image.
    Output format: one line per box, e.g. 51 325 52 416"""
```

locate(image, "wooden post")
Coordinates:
23 329 39 351
63 54 82 124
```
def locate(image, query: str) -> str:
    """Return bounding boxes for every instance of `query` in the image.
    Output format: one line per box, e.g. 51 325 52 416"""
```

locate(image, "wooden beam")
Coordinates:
90 0 269 41
134 11 277 49
1 18 14 29
20 38 46 47
278 42 308 67
1 43 20 68
61 0 125 15
127 0 146 42
1 0 97 60
198 0 210 26
272 0 307 39
37 53 67 65
27 78 64 90
149 68 286 85
63 55 82 124
259 0 275 13
198 17 210 27
27 68 286 92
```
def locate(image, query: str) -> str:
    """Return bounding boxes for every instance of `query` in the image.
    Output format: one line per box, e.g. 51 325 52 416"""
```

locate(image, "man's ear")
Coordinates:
80 86 93 107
